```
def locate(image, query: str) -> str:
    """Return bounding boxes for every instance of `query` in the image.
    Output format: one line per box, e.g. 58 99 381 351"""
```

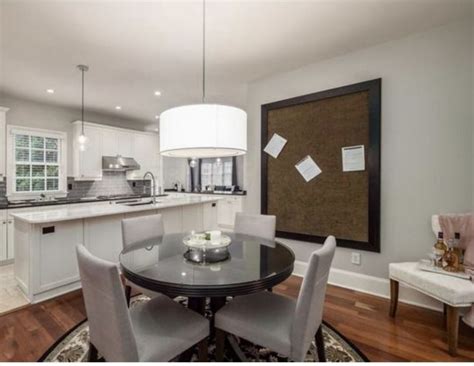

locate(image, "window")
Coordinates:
7 126 67 197
200 157 234 187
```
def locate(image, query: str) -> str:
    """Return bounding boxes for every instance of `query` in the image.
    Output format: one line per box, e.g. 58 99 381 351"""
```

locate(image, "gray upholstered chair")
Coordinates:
234 212 276 241
121 214 165 304
214 235 336 362
76 244 209 362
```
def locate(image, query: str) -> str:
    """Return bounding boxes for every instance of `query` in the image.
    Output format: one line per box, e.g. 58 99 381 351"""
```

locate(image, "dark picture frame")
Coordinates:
261 79 381 252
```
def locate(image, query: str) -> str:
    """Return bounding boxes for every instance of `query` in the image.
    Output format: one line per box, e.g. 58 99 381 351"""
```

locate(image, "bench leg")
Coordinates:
446 305 459 356
389 279 399 317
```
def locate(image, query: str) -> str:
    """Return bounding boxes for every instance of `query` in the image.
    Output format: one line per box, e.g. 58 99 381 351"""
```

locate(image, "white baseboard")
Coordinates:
293 260 443 312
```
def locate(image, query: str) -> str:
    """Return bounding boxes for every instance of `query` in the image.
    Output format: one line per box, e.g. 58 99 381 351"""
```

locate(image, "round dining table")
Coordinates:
119 232 295 315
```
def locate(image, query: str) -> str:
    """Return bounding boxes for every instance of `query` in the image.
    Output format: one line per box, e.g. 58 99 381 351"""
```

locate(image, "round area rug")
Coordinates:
39 296 368 362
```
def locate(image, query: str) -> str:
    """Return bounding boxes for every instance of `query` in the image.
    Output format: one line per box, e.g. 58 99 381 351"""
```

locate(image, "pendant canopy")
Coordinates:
160 104 247 158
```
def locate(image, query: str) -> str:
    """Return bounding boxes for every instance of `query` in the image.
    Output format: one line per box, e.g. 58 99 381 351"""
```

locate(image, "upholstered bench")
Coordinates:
389 262 474 355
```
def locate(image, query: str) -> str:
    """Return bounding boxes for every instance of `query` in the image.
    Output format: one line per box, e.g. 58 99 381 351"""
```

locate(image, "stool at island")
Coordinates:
389 262 474 355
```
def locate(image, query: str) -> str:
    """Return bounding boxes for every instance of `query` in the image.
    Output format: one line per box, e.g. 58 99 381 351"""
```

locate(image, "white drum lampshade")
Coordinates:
160 104 247 158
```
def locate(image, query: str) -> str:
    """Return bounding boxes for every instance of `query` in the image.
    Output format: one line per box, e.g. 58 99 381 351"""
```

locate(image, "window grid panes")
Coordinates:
201 157 233 187
14 134 60 193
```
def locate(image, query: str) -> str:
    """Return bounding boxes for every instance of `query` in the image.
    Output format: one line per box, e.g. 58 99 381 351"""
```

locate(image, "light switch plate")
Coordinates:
351 252 361 265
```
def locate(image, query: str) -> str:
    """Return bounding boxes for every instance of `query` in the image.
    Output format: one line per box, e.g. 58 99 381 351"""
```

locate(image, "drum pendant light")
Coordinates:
159 0 247 158
77 64 89 151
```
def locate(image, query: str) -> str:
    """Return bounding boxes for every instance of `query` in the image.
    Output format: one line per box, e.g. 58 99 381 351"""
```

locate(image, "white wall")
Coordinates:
245 20 473 279
0 93 149 176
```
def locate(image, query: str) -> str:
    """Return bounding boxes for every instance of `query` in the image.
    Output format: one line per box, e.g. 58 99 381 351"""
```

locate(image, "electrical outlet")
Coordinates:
351 252 361 265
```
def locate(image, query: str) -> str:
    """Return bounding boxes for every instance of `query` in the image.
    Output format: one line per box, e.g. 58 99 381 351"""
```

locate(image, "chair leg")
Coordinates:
446 305 459 356
88 342 99 362
197 338 208 362
315 325 326 362
389 279 399 317
124 285 132 307
215 328 226 361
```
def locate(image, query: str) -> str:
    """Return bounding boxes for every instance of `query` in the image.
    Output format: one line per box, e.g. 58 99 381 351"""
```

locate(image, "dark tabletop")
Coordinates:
119 233 295 297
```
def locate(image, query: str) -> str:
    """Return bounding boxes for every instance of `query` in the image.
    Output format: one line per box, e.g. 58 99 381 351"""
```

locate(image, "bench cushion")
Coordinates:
389 262 474 307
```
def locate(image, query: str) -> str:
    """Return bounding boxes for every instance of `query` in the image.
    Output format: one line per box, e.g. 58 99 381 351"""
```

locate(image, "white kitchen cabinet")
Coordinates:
73 121 160 183
161 207 183 234
203 201 218 231
73 123 103 180
0 211 7 262
7 215 14 260
127 133 160 180
102 130 118 156
117 130 133 157
34 220 83 294
0 107 8 182
217 196 243 229
84 214 123 263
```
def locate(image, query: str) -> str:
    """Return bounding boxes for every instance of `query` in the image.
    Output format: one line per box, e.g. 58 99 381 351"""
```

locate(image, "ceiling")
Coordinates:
0 0 471 128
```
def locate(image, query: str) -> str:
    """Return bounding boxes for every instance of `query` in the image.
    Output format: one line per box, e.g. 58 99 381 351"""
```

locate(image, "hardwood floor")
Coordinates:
0 276 473 362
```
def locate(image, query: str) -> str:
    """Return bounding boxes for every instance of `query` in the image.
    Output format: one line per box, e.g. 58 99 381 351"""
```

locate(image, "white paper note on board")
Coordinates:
342 145 365 172
295 155 322 182
264 133 287 158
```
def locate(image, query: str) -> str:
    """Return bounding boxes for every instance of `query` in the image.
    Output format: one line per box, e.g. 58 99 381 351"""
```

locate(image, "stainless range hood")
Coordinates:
102 155 140 171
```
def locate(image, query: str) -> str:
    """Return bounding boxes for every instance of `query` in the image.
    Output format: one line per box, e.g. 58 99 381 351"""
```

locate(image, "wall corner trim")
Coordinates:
293 260 444 312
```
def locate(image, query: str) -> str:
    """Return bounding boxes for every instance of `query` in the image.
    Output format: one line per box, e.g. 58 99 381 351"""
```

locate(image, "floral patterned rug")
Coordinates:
39 295 369 362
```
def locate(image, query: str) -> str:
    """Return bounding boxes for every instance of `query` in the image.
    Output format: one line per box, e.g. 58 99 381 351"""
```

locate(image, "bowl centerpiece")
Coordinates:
183 230 231 264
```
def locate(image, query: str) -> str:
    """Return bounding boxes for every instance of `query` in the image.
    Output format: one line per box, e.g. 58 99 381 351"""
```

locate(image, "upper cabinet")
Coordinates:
126 133 160 180
0 107 9 181
72 121 160 182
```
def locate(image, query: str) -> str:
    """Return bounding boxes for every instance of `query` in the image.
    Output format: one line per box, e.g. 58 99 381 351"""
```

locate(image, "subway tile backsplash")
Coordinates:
68 172 151 198
0 172 151 201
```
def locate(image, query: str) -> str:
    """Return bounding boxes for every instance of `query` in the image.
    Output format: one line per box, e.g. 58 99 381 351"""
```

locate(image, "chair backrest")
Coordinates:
76 245 139 362
121 213 164 249
234 212 276 241
290 236 336 361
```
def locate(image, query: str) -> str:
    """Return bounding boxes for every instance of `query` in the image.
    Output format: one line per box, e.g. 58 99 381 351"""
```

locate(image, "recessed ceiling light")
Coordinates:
155 115 160 120
154 90 161 97
154 128 159 132
46 89 55 94
115 106 122 110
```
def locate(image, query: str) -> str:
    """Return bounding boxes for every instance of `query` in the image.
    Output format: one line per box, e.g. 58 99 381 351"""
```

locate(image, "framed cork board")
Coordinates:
261 79 381 252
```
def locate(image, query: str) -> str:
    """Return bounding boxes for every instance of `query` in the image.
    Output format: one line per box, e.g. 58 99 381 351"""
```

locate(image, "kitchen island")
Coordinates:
11 196 219 303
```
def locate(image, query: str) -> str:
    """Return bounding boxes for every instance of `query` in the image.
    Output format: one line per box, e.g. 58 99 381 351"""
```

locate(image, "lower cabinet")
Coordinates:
0 211 7 262
0 210 16 264
217 196 243 229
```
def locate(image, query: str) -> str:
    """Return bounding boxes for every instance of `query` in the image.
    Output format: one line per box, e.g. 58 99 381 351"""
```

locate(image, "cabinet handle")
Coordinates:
2 221 5 224
8 220 12 224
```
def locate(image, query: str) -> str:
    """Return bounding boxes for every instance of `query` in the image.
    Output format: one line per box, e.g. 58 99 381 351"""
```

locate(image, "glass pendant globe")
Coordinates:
77 133 88 145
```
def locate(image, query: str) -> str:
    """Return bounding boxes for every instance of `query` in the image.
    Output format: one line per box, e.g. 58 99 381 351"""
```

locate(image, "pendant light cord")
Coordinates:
81 68 85 135
202 0 206 103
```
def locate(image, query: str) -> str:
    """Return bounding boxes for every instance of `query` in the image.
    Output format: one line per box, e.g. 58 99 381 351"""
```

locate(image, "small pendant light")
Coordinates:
77 64 89 151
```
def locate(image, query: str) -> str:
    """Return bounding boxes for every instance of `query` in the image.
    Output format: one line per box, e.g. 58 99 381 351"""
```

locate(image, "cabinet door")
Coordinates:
0 212 7 261
102 129 118 157
117 131 133 157
128 133 159 180
78 126 103 179
203 202 218 231
7 217 14 260
84 215 124 263
217 199 234 228
0 111 6 181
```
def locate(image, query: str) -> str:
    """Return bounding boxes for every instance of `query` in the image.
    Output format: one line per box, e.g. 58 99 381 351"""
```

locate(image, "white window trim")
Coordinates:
6 125 68 199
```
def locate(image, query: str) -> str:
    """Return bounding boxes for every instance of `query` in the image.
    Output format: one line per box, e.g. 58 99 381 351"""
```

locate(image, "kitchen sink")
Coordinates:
122 200 160 206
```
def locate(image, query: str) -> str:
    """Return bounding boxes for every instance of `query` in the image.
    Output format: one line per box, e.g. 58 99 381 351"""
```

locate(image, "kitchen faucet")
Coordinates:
143 171 158 204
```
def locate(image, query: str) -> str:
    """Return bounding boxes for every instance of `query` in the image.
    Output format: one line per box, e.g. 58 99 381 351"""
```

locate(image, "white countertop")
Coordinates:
10 196 221 224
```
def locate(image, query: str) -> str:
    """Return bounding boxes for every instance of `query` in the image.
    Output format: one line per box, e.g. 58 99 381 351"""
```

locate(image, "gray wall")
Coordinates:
0 93 149 177
245 20 473 279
